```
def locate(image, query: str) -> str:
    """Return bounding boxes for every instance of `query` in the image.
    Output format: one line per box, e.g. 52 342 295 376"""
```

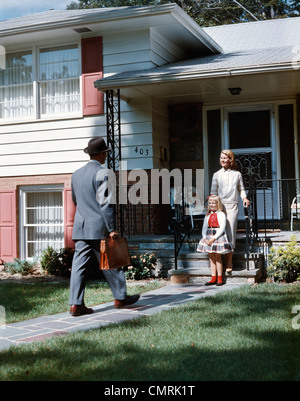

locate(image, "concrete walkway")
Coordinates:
0 282 244 351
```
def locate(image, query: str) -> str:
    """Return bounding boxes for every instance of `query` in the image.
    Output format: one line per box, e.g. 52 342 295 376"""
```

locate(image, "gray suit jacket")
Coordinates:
71 160 116 240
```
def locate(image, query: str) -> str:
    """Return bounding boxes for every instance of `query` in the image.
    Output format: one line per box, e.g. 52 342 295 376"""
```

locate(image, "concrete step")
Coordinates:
169 265 265 285
176 251 263 269
127 235 265 279
171 251 265 284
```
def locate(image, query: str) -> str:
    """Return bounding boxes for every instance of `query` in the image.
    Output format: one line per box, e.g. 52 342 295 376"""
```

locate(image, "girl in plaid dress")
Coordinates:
197 195 232 286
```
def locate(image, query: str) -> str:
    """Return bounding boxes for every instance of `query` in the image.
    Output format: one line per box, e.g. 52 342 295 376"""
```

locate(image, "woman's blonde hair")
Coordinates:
220 149 237 169
207 195 223 214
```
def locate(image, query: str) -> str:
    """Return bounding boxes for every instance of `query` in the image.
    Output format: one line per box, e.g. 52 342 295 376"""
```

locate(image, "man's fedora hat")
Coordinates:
84 137 111 154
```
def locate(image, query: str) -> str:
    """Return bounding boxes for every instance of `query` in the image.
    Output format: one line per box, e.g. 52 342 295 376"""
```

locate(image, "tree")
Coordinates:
66 0 300 26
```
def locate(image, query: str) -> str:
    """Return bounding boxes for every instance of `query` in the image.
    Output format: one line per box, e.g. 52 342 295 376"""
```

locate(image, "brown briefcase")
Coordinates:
99 237 131 270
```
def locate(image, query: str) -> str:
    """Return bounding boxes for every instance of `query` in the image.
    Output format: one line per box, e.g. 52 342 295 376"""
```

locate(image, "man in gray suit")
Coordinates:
69 137 140 316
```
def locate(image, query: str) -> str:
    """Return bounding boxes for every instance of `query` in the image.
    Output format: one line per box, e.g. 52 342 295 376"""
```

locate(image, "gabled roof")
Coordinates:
95 16 300 90
204 16 300 52
0 7 129 31
0 4 222 57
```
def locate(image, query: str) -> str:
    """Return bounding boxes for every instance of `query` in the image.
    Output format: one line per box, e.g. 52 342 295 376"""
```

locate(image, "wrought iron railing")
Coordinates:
244 177 300 269
114 181 193 269
114 182 172 236
247 178 300 237
168 203 193 270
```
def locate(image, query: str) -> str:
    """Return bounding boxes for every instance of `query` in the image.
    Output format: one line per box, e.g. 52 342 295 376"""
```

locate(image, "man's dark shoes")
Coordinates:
70 304 94 317
114 294 140 309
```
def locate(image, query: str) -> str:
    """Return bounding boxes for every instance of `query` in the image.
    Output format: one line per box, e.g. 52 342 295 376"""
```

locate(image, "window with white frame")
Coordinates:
21 187 64 259
39 45 80 116
0 44 80 121
0 51 34 119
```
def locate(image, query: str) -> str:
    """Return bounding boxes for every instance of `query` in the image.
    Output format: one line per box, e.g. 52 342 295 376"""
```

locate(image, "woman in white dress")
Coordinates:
210 150 250 272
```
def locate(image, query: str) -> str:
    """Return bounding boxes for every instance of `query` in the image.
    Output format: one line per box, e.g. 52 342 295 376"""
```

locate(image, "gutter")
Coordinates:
95 62 297 91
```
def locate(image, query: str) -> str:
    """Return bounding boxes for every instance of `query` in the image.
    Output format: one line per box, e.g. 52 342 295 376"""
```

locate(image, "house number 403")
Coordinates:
134 146 149 156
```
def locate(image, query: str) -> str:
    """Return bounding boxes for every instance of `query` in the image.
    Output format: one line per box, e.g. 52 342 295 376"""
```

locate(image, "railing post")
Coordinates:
244 206 250 270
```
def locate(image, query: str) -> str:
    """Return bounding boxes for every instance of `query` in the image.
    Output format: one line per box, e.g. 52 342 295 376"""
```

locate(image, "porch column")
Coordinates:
105 89 123 235
105 89 121 171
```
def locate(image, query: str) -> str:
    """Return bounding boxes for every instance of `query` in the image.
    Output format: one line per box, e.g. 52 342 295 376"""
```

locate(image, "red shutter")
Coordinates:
82 37 102 73
64 188 75 249
82 37 104 116
82 72 103 115
0 190 17 263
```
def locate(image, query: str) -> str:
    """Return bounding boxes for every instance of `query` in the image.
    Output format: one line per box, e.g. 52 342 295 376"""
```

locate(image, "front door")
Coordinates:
224 105 278 219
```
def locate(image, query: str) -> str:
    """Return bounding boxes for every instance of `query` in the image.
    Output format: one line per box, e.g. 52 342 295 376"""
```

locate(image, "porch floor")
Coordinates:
126 230 300 244
252 230 300 243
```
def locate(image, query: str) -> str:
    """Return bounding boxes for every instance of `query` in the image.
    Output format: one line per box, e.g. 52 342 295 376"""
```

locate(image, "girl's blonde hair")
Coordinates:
220 149 237 169
207 195 223 214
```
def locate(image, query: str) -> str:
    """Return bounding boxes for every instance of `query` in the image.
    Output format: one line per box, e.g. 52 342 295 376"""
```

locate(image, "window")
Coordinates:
21 187 64 259
39 45 80 116
0 44 80 121
0 51 33 119
228 110 271 149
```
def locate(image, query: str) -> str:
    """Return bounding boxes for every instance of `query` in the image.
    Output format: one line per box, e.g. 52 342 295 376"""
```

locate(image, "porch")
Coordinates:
123 177 300 285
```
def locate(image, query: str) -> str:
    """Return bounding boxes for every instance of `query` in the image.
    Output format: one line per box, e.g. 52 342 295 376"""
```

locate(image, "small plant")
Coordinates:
40 246 74 277
3 258 37 276
267 235 300 283
123 252 157 280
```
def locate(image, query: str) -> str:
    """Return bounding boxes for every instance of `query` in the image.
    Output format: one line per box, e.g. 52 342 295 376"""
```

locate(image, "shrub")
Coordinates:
123 252 157 280
40 247 74 278
267 235 300 283
3 258 37 276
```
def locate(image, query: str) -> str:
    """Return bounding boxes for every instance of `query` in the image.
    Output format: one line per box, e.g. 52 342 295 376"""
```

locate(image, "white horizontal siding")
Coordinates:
103 31 150 54
104 50 151 67
103 30 156 75
0 162 85 176
150 28 186 65
104 61 155 75
0 97 157 176
102 28 185 74
0 125 106 145
119 98 154 170
1 149 86 166
0 138 93 156
151 99 169 169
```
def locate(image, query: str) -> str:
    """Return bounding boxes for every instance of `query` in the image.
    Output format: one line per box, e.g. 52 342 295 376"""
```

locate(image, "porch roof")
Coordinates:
94 17 300 103
95 44 297 86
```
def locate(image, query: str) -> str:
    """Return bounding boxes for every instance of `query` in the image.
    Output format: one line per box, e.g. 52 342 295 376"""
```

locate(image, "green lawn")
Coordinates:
0 282 299 381
0 279 166 323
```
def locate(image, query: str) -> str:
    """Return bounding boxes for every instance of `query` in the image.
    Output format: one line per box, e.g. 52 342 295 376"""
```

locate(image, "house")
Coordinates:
0 4 299 266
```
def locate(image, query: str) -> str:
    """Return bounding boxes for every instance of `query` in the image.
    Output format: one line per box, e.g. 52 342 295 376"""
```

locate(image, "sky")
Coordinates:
0 0 73 20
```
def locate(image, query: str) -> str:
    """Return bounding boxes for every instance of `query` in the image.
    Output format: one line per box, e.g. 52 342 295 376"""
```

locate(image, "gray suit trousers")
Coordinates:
69 240 127 306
